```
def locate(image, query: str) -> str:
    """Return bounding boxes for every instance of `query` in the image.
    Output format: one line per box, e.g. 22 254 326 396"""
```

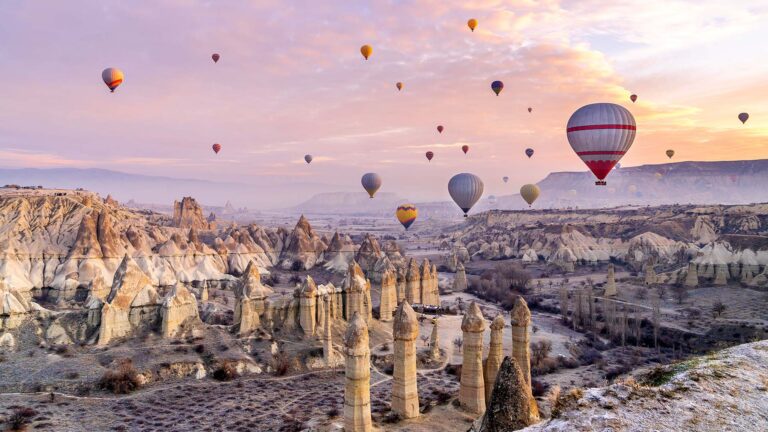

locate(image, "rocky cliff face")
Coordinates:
172 197 211 230
278 215 327 270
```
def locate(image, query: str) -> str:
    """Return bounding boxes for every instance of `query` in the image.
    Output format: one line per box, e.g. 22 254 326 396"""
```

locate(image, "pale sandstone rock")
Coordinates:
405 258 422 304
299 276 318 337
460 301 487 414
453 263 468 292
344 261 372 322
510 296 539 422
344 312 372 432
378 269 397 322
429 318 440 359
484 315 505 402
604 264 617 297
392 301 420 419
161 283 200 338
172 197 211 230
684 262 699 287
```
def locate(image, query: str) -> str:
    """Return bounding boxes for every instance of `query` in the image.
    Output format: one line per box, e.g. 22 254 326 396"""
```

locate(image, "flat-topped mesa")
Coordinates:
172 196 211 230
684 261 699 287
510 296 539 422
477 356 534 432
604 263 617 297
484 315 505 402
344 312 372 432
405 258 422 305
392 301 420 419
379 269 397 322
460 301 487 414
429 318 440 359
344 261 372 322
161 283 200 338
453 263 468 292
298 276 318 337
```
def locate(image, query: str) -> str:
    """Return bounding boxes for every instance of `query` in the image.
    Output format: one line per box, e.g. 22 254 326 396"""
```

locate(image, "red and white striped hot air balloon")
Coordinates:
566 103 636 186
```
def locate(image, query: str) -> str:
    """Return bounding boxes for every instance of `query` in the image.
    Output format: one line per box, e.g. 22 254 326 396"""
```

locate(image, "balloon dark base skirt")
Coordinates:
595 180 607 186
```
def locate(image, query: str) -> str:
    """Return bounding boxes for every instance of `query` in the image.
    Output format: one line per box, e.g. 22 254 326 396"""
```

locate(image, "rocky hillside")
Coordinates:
520 340 768 431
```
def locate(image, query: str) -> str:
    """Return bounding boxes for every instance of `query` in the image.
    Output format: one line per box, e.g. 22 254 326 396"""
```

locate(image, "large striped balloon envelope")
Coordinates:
396 204 418 230
566 103 636 185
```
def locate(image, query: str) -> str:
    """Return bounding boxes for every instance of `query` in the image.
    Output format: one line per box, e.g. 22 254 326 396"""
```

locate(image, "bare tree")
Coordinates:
711 301 727 319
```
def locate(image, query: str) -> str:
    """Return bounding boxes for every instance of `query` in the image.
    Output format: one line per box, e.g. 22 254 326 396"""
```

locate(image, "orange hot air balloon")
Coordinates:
437 125 444 134
467 18 478 32
360 45 372 60
101 68 124 92
666 149 674 159
425 151 434 162
212 143 221 154
212 53 220 63
462 145 469 155
630 94 638 103
396 82 403 91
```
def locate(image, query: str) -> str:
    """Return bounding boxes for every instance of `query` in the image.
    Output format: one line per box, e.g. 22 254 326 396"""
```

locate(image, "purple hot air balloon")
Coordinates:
525 148 534 158
491 80 504 96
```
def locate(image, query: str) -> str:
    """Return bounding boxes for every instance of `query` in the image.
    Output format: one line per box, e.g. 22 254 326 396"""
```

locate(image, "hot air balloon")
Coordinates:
212 53 220 63
666 149 675 159
520 184 540 207
525 148 534 158
437 125 444 134
448 173 483 217
738 113 749 124
396 204 418 230
396 82 403 91
212 143 221 154
304 154 313 164
630 94 637 103
361 173 382 198
566 103 636 186
461 145 469 155
528 107 533 113
360 45 372 60
101 68 124 92
502 176 509 183
425 151 434 162
491 80 504 96
467 18 478 32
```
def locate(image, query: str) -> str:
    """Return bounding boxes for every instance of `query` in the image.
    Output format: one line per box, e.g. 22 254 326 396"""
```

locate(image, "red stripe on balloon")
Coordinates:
576 151 626 156
567 124 636 132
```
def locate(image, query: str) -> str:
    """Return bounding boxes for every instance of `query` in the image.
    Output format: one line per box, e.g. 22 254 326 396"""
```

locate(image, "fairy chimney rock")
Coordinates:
460 301 487 414
392 301 420 419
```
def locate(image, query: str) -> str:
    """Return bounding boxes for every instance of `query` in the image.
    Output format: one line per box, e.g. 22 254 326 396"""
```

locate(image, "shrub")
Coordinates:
272 351 291 376
98 359 142 394
531 379 549 397
326 407 340 418
7 407 37 431
530 340 553 368
212 363 239 381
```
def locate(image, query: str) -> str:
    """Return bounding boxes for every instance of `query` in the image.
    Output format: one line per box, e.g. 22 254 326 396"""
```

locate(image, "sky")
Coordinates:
1 0 767 207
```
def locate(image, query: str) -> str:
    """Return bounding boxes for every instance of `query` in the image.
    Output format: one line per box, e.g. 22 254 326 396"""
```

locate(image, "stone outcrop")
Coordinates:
429 318 440 359
510 296 539 422
460 301 487 414
344 261 372 322
420 259 440 305
323 232 356 273
404 258 422 305
604 263 617 297
1 280 32 330
484 315 505 402
644 262 657 285
355 234 383 274
279 215 327 270
172 197 211 229
322 295 334 366
684 262 699 287
453 263 468 292
344 312 372 432
234 261 272 335
378 269 397 321
475 357 534 432
161 283 200 338
298 276 318 337
392 301 419 419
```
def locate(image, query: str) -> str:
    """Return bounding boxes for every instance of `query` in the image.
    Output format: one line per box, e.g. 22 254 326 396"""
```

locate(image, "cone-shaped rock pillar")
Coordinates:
392 301 420 419
344 312 372 432
460 301 486 414
484 315 505 402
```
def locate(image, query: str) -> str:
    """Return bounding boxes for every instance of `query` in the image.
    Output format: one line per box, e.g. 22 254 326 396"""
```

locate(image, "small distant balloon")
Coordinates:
361 172 382 198
396 82 403 91
212 53 220 63
304 154 313 164
666 149 674 159
462 145 469 155
212 143 221 154
630 94 637 103
528 107 533 113
738 113 749 124
396 204 418 230
360 44 372 60
525 148 534 158
520 184 540 207
425 151 434 162
101 68 124 92
491 80 504 96
502 176 509 183
467 18 478 32
437 125 444 134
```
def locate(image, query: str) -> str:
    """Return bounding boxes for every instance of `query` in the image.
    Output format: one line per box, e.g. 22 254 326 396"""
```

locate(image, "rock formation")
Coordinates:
378 269 397 321
460 301 487 414
160 283 200 338
344 261 372 322
644 261 657 285
298 276 318 337
172 197 211 229
234 261 272 335
429 318 440 359
1 280 32 330
355 234 383 273
476 357 534 432
344 312 372 432
604 263 617 297
279 215 327 270
684 262 699 287
484 315 505 402
392 301 420 419
323 232 356 273
404 258 422 305
419 260 440 305
510 296 539 421
453 263 468 292
322 295 334 366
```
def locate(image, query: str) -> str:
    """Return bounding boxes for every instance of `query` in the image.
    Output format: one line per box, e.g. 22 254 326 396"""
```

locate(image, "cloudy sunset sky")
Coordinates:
1 0 767 206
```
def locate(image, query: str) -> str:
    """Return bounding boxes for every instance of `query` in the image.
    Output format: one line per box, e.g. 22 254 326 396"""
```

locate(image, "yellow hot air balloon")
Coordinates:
467 18 478 32
101 67 124 92
396 204 418 230
666 149 675 159
520 184 540 207
360 45 372 60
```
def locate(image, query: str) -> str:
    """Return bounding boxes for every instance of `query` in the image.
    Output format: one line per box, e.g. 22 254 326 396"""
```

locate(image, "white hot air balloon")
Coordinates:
448 173 484 217
566 103 636 186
